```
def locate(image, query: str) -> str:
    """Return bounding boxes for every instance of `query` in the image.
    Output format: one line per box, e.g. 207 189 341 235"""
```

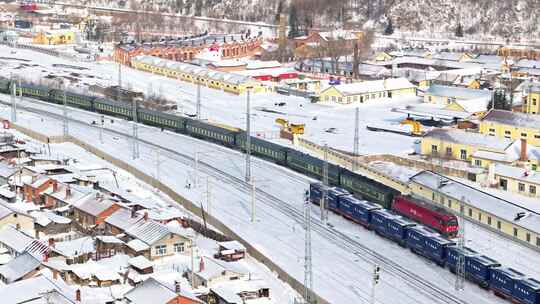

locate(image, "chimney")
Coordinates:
143 211 148 222
75 289 81 302
199 257 205 272
174 280 181 293
53 269 58 280
48 238 55 248
43 252 48 262
520 138 527 161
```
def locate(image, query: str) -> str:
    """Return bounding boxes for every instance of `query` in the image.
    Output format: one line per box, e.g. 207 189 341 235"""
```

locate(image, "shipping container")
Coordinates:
490 267 525 299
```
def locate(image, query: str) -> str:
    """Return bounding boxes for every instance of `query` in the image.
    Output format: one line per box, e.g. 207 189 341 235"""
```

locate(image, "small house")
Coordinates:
215 241 246 262
123 277 204 304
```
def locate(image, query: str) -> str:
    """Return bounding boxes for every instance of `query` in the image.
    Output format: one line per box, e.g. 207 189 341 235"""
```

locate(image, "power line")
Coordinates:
303 193 313 304
321 143 329 223
245 87 252 182
353 107 359 171
455 196 466 291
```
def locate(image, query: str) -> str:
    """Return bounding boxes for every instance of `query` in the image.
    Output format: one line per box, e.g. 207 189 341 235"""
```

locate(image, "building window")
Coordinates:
526 233 531 242
519 183 525 192
428 96 432 102
537 237 540 247
460 205 464 213
448 199 452 208
521 133 527 138
478 213 482 221
155 245 167 256
513 227 518 237
487 216 492 225
460 149 467 160
432 192 435 201
535 134 540 139
474 159 482 167
489 128 495 133
468 208 472 217
174 243 185 253
497 221 501 230
431 145 438 154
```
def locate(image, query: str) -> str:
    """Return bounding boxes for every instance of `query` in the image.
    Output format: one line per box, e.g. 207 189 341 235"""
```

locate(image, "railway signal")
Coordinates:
371 264 381 304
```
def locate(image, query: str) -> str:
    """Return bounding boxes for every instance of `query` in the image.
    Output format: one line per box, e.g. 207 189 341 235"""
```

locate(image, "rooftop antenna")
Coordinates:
303 194 313 304
353 107 360 171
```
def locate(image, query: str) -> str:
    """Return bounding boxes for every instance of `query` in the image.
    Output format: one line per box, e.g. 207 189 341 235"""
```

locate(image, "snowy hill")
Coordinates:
70 0 539 39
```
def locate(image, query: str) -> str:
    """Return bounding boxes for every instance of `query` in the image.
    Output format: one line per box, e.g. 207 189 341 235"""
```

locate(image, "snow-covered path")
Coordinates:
0 94 520 303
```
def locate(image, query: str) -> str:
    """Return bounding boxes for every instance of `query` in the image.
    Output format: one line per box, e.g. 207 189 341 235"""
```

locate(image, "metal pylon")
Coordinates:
304 199 313 303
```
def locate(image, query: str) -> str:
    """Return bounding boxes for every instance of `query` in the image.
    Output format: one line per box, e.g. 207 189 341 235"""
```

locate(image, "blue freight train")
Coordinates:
308 182 540 304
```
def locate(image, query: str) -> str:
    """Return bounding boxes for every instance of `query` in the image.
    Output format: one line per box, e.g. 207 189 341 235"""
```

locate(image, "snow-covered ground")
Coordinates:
0 44 419 156
4 93 540 303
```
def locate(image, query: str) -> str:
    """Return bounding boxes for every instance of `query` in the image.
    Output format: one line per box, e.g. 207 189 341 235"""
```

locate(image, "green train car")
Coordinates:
340 169 397 209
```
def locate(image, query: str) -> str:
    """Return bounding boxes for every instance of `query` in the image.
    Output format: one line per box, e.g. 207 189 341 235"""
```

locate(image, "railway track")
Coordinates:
1 98 470 304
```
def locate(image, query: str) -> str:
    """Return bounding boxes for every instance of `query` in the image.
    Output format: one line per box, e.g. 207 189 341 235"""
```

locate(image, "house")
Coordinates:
214 241 246 262
409 170 540 248
190 256 246 288
420 128 514 162
95 235 125 260
23 175 57 205
43 183 93 209
128 255 154 275
0 162 17 186
522 82 540 114
431 52 474 62
71 193 121 228
32 29 75 45
0 201 34 232
105 206 145 235
319 77 416 104
33 210 72 238
0 224 48 258
0 273 77 304
479 109 540 147
443 97 489 116
489 163 539 198
48 236 95 264
209 280 270 304
423 85 491 105
0 252 41 283
123 277 204 304
471 138 540 171
124 218 192 260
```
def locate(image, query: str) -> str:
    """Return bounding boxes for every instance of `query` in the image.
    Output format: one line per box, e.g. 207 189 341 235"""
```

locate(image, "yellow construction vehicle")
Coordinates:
400 118 423 136
275 118 305 135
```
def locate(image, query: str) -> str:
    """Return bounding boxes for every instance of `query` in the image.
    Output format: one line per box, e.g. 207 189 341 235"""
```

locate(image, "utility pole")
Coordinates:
190 241 195 288
206 176 211 216
99 115 104 144
132 98 139 159
194 152 199 188
303 196 313 304
371 264 381 304
353 107 359 171
18 78 22 106
455 196 466 291
250 178 256 223
63 83 68 137
321 143 329 223
10 75 16 123
196 78 201 119
245 87 252 182
117 62 122 102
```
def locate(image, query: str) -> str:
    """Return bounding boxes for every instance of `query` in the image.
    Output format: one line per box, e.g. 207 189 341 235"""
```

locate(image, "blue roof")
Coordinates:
470 255 500 266
492 267 525 279
426 84 491 99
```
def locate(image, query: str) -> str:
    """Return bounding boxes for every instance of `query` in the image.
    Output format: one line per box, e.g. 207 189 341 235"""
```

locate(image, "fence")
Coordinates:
11 124 329 304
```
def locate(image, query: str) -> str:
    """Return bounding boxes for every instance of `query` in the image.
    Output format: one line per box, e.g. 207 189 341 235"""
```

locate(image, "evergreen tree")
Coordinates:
288 4 300 38
455 22 464 37
384 18 394 35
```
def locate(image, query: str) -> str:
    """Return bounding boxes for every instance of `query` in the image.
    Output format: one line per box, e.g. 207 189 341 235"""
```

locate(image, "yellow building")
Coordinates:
424 84 491 105
443 98 489 117
130 55 266 95
479 109 540 147
319 77 416 104
33 30 76 45
0 204 34 233
490 163 540 198
410 170 540 248
522 83 540 114
421 128 514 162
374 52 393 62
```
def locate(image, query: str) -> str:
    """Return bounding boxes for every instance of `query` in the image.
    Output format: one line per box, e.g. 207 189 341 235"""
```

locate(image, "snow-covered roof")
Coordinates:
123 277 203 304
126 220 173 246
318 30 359 41
129 255 153 270
95 235 124 244
425 84 491 100
448 97 489 113
73 194 116 217
0 252 40 282
212 279 268 302
0 274 75 304
325 78 415 96
196 256 246 281
432 52 471 62
218 240 246 252
245 60 281 70
126 239 149 252
515 59 540 69
423 129 513 152
105 207 144 232
492 163 540 185
410 171 540 233
137 208 184 222
0 162 17 178
481 109 540 130
0 225 46 256
53 236 95 258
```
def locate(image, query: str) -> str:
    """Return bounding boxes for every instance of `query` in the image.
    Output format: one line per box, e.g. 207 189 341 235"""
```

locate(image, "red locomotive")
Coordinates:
392 195 459 238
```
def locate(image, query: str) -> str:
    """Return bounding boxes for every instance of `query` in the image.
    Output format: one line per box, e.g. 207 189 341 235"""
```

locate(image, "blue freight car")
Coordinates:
406 226 433 255
386 216 416 246
423 234 455 266
309 183 327 206
327 187 349 211
371 209 398 238
467 255 501 288
338 196 380 227
513 278 540 304
446 246 478 274
490 267 526 300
